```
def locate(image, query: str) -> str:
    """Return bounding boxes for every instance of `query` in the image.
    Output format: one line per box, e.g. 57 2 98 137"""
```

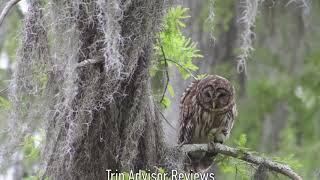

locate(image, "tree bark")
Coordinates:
36 0 168 179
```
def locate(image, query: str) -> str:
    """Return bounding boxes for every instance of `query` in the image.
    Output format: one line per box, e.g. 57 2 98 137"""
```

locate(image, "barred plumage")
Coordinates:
178 75 237 172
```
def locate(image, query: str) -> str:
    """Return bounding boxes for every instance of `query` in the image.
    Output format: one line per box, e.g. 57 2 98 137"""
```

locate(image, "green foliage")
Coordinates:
218 134 302 179
216 154 251 180
0 96 11 109
272 154 302 170
21 131 45 179
23 134 41 164
228 43 320 179
153 6 203 108
215 134 253 179
160 96 171 109
154 6 202 80
235 134 247 148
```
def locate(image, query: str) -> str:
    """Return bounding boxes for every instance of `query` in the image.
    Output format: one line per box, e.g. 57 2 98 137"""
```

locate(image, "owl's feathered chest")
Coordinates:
191 103 233 143
192 107 216 143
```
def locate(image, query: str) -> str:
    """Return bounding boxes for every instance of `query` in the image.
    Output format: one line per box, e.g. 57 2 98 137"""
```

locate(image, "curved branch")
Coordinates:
0 0 21 27
165 58 197 80
181 143 302 180
159 43 170 104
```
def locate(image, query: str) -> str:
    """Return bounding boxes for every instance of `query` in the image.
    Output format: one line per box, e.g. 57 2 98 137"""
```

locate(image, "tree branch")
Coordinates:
0 0 21 27
181 143 302 180
159 42 170 104
165 58 197 80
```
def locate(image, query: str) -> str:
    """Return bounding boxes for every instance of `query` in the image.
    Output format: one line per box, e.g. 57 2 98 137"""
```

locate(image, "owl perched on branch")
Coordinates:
178 75 237 172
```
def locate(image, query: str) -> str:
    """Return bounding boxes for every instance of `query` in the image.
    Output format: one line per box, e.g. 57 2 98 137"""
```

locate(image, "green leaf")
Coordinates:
158 167 166 174
161 96 171 109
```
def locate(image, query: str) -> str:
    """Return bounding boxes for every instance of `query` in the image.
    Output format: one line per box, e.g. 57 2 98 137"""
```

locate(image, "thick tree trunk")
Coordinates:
31 0 168 179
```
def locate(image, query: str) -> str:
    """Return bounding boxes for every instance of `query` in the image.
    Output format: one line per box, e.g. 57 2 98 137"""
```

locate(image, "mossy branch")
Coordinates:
181 143 302 180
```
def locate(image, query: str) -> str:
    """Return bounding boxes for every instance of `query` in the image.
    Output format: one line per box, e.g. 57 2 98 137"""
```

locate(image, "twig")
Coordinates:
0 87 8 94
157 39 197 104
0 0 21 27
159 43 170 104
165 58 197 80
181 143 302 180
154 103 176 130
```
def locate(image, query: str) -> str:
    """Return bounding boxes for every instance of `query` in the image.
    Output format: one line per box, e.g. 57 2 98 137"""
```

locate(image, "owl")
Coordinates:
178 75 237 172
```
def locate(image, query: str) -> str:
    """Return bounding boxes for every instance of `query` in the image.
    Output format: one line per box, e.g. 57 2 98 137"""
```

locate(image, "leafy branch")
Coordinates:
158 42 197 105
154 6 202 108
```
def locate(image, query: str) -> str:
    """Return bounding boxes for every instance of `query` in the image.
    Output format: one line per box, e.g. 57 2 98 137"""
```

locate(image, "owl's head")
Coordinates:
196 75 234 111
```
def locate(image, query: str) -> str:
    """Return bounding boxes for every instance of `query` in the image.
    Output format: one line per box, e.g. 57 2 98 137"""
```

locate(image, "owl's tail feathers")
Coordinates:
184 151 217 173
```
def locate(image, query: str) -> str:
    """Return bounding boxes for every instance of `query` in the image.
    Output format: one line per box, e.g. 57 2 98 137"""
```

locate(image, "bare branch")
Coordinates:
0 87 8 94
181 143 302 180
0 0 21 27
159 43 170 104
156 39 197 104
165 58 197 80
154 103 176 130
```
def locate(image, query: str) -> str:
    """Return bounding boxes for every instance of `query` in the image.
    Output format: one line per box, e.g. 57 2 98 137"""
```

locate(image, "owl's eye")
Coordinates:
217 88 228 94
202 86 214 99
218 94 229 106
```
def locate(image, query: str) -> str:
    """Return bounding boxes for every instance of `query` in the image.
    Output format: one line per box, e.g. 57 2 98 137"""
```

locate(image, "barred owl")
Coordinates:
178 75 237 172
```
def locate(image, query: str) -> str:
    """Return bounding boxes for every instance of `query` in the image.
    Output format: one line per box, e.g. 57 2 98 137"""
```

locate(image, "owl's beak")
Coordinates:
212 101 216 109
